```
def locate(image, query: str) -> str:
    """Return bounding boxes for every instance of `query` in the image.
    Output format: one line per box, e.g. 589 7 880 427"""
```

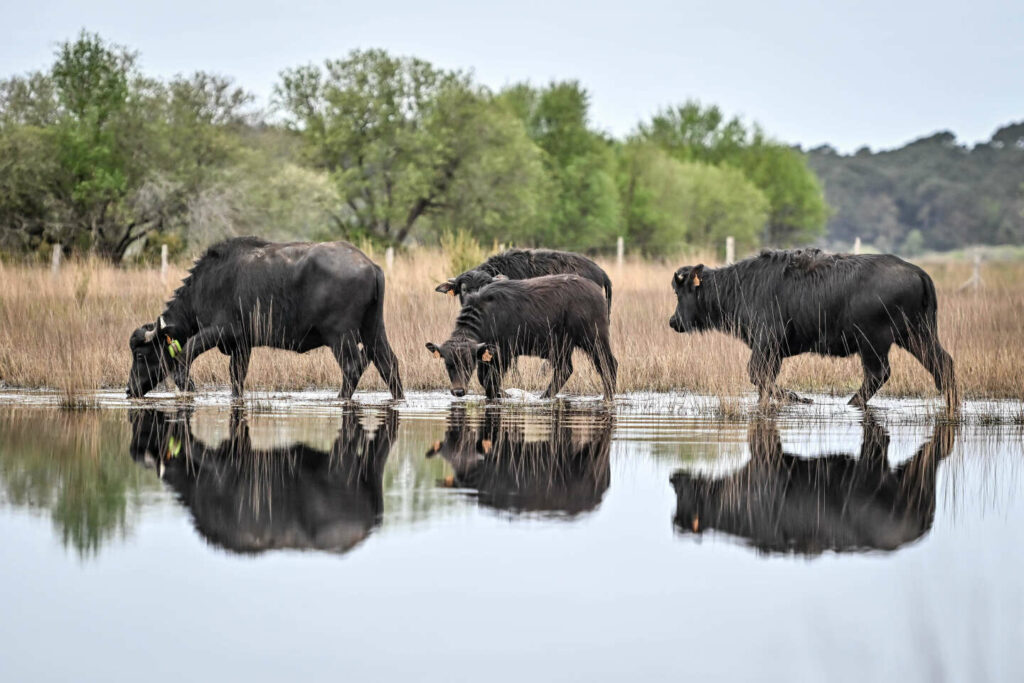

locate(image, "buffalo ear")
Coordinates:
475 343 495 362
435 280 457 296
426 440 442 457
692 264 705 288
425 342 442 359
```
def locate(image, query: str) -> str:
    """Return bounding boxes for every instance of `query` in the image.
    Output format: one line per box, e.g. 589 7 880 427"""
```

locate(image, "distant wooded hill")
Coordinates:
805 124 1024 253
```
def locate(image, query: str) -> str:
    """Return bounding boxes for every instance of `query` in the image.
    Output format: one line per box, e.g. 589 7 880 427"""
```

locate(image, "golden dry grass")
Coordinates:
0 250 1021 400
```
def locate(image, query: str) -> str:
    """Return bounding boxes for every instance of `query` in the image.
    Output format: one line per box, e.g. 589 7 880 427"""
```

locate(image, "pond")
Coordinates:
0 391 1021 681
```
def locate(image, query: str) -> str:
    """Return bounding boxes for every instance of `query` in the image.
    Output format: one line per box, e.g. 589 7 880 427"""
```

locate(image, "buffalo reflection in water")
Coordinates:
427 406 612 517
671 414 956 555
129 407 398 555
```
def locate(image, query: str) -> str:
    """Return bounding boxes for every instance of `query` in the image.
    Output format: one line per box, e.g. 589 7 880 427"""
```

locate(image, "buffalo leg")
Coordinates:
173 326 225 392
748 349 810 404
541 349 574 399
905 334 958 408
588 332 618 400
478 363 503 400
850 347 891 407
229 347 251 398
333 334 368 400
371 332 404 401
361 320 404 401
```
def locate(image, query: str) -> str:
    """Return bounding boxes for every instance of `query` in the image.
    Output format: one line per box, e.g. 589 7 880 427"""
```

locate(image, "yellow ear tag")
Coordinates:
166 336 182 359
481 439 492 454
481 349 493 362
167 435 181 458
432 441 442 451
447 289 456 297
693 274 701 287
433 350 441 359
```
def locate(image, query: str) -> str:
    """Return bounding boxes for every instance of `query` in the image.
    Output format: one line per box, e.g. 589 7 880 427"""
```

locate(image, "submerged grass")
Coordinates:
0 250 1022 399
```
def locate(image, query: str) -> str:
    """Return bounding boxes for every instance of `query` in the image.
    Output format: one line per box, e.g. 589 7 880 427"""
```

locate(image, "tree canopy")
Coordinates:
8 30 1016 264
636 102 829 246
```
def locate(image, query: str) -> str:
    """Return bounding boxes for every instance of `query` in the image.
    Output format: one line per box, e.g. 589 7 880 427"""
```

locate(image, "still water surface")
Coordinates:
0 391 1021 681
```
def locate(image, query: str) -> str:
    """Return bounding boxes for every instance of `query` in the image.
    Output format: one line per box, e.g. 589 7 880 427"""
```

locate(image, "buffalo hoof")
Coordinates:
783 390 813 405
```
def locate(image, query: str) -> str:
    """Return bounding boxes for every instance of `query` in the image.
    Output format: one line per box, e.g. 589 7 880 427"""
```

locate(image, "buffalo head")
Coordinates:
425 339 495 397
127 317 183 397
669 264 705 333
435 271 507 303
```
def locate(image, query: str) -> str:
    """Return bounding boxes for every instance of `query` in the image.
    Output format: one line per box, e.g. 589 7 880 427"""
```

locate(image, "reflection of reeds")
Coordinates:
0 254 1022 398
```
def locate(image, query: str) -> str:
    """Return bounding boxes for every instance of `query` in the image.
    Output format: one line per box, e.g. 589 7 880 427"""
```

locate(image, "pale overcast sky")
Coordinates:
3 0 1022 152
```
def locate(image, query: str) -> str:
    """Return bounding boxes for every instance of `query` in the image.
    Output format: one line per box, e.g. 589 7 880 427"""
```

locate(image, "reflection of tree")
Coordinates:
0 409 158 558
670 413 957 556
426 405 613 518
129 406 398 555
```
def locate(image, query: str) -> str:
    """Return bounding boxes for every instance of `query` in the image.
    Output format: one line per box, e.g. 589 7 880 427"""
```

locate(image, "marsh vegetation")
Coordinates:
0 251 1021 401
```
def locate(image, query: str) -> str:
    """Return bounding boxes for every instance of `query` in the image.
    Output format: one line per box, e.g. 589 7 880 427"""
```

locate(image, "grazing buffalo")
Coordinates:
426 406 612 517
127 237 403 400
129 406 397 555
426 274 617 399
670 414 956 555
669 249 956 407
435 248 613 311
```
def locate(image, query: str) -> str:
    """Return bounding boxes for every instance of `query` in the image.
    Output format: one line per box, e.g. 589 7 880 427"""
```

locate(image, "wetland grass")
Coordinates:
0 251 1022 400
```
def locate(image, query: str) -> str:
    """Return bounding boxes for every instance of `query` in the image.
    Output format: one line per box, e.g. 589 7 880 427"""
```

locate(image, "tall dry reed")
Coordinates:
0 251 1021 399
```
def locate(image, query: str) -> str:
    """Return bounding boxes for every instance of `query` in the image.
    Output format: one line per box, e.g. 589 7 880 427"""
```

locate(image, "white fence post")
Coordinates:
616 236 624 268
385 246 395 272
50 244 61 277
725 236 735 265
958 250 984 292
160 244 169 284
853 237 861 255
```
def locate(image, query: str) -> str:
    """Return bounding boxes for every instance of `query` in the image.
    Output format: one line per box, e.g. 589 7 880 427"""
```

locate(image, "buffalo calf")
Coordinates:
669 249 956 407
426 274 617 399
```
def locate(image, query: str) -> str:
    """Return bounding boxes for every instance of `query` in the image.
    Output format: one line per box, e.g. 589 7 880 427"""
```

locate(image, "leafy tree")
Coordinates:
47 32 157 259
636 101 828 245
901 229 925 256
276 49 546 246
498 81 621 250
618 143 768 254
0 32 263 262
739 136 830 245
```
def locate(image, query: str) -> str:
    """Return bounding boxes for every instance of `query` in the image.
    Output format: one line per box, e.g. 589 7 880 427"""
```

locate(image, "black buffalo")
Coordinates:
127 237 403 399
435 248 613 312
129 406 397 555
670 414 956 555
669 249 956 407
426 406 612 517
426 274 617 399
